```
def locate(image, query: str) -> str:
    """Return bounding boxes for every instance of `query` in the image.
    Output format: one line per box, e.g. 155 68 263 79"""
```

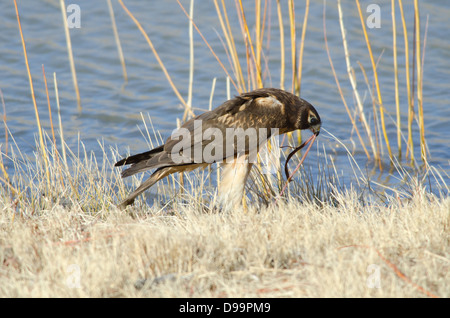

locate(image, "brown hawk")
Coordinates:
115 88 321 209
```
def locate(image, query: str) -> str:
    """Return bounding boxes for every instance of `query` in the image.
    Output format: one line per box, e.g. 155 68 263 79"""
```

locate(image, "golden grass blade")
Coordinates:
259 0 269 57
357 61 382 168
53 72 68 169
175 0 239 94
0 95 14 196
107 0 127 82
237 0 262 88
414 0 426 162
187 0 195 109
420 15 430 159
337 0 377 160
288 0 296 93
59 0 81 110
392 0 401 158
296 0 309 96
0 164 17 197
43 65 65 188
323 3 370 159
232 1 252 91
214 0 245 92
255 0 261 74
356 0 392 159
42 65 57 150
0 89 7 156
118 0 193 121
398 0 414 164
276 0 285 90
14 0 50 194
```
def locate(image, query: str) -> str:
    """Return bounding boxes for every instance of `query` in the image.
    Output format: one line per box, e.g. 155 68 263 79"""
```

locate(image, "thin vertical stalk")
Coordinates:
119 0 194 122
296 0 309 96
187 0 195 110
54 72 68 168
59 0 81 110
237 0 262 89
288 0 296 93
208 78 217 187
107 0 127 82
0 89 15 200
255 0 262 75
356 0 392 159
217 0 245 92
356 36 388 165
14 0 50 193
175 0 238 94
324 2 370 159
398 0 414 163
338 0 375 160
42 65 57 148
276 0 285 90
414 0 426 162
1 89 7 156
43 65 65 187
392 0 401 158
357 61 382 166
420 15 429 159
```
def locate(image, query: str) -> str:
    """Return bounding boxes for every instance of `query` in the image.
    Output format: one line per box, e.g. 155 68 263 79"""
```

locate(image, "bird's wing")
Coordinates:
164 92 287 162
118 90 288 177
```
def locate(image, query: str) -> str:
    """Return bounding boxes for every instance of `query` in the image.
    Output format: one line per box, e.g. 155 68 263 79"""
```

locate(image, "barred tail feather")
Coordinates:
115 145 164 167
117 167 174 209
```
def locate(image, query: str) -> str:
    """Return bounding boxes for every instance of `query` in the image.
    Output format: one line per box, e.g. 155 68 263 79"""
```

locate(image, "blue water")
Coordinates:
0 0 448 197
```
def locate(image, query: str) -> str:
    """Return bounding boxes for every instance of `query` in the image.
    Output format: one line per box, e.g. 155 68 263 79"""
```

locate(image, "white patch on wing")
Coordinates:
256 96 283 108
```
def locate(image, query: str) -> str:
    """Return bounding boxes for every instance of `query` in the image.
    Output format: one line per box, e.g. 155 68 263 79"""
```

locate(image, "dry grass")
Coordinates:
0 123 448 298
2 1 447 298
0 141 448 297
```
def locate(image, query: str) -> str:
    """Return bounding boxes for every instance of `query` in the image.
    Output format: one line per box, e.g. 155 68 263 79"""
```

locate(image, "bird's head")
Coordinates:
282 94 321 136
235 88 321 136
295 98 321 136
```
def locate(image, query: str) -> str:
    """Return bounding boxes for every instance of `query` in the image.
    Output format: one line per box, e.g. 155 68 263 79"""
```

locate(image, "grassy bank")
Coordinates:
1 0 448 298
0 133 448 298
0 180 448 297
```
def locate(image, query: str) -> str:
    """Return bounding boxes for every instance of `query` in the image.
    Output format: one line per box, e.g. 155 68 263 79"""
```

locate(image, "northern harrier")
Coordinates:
115 88 321 209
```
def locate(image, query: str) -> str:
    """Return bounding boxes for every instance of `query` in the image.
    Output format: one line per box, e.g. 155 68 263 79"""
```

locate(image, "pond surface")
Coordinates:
1 1 448 197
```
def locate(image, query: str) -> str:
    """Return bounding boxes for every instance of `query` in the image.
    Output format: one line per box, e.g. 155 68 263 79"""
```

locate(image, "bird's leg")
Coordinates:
217 155 252 212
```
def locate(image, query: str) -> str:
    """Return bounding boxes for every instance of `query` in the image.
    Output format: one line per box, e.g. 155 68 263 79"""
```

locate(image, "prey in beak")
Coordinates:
280 120 321 197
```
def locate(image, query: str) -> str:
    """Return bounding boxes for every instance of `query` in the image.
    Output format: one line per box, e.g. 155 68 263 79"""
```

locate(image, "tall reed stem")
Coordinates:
324 2 370 159
118 0 194 122
14 0 50 193
398 0 414 164
237 0 262 89
296 0 309 96
59 0 81 110
54 72 68 168
288 0 296 93
187 0 195 109
414 0 426 162
392 0 401 158
213 0 245 92
356 0 392 160
107 0 127 82
276 0 285 90
337 0 376 160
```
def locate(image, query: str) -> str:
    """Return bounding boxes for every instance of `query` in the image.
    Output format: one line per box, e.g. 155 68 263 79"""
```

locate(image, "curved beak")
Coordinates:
310 124 321 136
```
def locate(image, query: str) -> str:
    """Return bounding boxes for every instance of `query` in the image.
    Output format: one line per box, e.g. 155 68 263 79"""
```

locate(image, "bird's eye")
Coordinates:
309 117 319 125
